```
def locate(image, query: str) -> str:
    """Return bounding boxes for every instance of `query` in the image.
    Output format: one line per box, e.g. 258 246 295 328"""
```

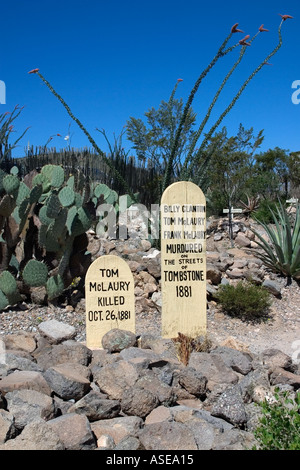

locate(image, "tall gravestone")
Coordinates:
161 181 206 338
85 255 135 349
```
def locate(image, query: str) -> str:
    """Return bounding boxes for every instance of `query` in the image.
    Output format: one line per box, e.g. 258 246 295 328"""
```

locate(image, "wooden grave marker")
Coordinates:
161 181 206 338
85 255 135 349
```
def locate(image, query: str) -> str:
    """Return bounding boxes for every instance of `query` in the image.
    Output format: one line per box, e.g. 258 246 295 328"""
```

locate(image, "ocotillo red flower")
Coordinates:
231 23 244 33
279 14 293 21
177 78 183 82
28 68 40 74
259 24 269 32
239 35 251 46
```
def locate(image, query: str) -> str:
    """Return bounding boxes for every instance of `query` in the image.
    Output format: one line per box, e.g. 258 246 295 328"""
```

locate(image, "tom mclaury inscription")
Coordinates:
161 181 206 338
85 255 135 348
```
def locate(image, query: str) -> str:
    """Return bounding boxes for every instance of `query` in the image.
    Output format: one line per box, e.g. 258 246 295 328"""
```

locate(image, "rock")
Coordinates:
1 353 43 375
177 367 207 398
121 386 159 418
211 346 253 375
33 340 92 369
43 363 91 400
262 279 282 297
214 233 223 241
0 419 65 450
145 405 173 425
101 329 137 353
139 421 198 450
115 435 144 450
0 410 17 443
261 348 294 371
97 434 115 449
211 385 247 427
47 413 96 450
135 373 176 406
91 416 143 444
235 233 251 248
151 291 162 308
206 264 222 285
5 389 58 430
227 268 245 279
3 332 36 353
144 254 161 278
93 360 139 400
185 418 217 450
269 367 300 390
0 370 51 396
37 319 76 344
188 352 239 390
68 391 121 421
212 428 256 450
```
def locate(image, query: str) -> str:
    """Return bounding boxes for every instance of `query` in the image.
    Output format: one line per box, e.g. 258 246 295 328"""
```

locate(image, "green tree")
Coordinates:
126 84 197 186
254 147 290 198
205 125 264 215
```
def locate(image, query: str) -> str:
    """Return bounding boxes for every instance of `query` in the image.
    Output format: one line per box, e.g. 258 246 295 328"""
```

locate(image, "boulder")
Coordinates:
37 319 76 344
0 419 65 450
121 386 159 418
5 389 58 430
43 363 91 400
47 413 96 450
139 421 198 450
68 391 121 421
33 340 92 369
91 416 143 444
101 329 137 353
211 385 247 427
0 370 51 396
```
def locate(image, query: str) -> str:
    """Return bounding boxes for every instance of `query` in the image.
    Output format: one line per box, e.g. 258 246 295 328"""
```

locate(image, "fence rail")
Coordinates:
4 147 162 206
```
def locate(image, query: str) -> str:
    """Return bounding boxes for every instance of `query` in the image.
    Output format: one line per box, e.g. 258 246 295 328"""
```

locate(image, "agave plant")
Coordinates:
251 200 300 280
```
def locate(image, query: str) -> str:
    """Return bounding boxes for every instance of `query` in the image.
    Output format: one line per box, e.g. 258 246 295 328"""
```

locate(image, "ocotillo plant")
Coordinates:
162 14 293 193
27 69 137 202
0 106 29 164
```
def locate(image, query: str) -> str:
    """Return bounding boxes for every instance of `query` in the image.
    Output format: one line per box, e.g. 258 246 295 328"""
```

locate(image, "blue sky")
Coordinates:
2 0 300 159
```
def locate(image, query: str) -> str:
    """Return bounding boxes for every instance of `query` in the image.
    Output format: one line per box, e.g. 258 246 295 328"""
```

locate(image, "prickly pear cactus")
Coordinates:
0 163 132 310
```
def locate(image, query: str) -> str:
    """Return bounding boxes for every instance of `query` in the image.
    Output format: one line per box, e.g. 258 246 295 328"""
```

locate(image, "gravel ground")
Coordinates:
0 279 299 361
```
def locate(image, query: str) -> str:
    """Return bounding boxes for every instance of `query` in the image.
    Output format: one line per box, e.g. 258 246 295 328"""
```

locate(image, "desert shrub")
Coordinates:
253 199 281 224
253 388 300 450
216 281 271 320
172 332 212 365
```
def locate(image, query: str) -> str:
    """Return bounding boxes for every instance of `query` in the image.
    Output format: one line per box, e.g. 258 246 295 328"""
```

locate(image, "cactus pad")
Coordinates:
3 175 20 195
23 259 48 287
58 186 75 207
46 274 64 300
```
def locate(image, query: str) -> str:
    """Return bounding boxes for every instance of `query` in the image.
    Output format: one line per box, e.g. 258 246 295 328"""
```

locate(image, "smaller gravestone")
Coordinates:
85 255 135 349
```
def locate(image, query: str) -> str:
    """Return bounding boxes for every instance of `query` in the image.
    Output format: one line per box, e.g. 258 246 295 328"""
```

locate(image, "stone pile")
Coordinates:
85 215 284 318
0 320 299 450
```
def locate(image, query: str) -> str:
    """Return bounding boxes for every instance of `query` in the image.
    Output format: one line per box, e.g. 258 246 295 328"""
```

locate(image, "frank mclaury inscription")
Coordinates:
161 181 206 338
85 255 135 348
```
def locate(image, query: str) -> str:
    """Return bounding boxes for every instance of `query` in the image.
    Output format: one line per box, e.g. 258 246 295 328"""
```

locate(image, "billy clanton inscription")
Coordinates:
161 181 206 338
85 255 135 348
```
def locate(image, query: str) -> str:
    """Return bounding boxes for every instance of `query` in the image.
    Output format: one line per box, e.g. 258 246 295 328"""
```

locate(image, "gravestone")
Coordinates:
85 255 135 349
160 181 206 338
